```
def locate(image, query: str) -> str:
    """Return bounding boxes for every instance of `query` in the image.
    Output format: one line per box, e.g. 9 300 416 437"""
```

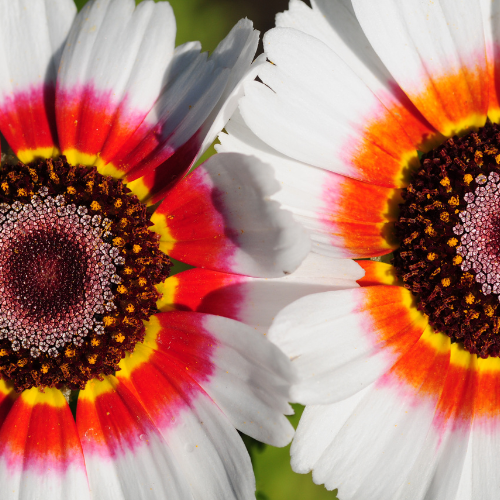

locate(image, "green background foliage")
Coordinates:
73 0 340 498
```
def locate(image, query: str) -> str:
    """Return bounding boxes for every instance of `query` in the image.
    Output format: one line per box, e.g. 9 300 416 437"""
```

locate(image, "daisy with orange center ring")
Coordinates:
219 0 500 498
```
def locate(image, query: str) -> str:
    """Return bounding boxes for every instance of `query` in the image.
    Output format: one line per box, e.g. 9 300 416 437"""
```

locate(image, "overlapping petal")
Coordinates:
150 152 310 277
218 111 400 258
139 311 295 446
269 285 428 404
157 253 363 332
239 27 417 189
76 309 300 499
55 0 263 206
122 19 264 204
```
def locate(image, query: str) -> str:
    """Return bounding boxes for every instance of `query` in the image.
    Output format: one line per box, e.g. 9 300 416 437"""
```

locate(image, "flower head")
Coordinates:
0 0 311 497
220 0 500 498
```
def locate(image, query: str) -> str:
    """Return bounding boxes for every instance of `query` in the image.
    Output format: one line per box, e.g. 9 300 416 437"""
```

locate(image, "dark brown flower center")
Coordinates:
393 121 500 358
0 157 171 390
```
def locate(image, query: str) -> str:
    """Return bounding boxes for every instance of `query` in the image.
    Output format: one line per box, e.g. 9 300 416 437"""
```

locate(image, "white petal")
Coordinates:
352 0 488 134
0 0 75 96
192 314 295 447
199 153 311 277
292 330 457 500
276 0 390 95
192 20 264 164
116 344 258 499
314 384 440 499
219 110 338 256
77 377 191 500
58 0 175 112
455 431 472 500
313 363 446 498
471 419 500 498
0 389 91 500
291 386 371 475
283 252 364 281
0 0 75 159
231 254 361 332
269 286 426 404
275 0 437 148
160 393 255 500
391 351 476 500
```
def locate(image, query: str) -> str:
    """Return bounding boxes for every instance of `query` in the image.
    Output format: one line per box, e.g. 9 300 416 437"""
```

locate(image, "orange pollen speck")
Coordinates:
448 238 458 247
427 252 438 261
475 150 484 165
133 245 142 253
485 305 495 317
466 293 475 304
114 333 125 343
425 225 437 236
117 285 127 294
103 316 116 327
441 278 451 287
90 201 101 211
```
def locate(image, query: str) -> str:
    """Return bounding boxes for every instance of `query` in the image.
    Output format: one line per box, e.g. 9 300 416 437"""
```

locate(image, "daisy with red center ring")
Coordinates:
219 0 500 498
0 0 313 498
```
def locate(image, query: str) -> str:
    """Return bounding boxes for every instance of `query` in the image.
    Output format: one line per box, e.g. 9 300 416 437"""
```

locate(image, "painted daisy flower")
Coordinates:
0 0 312 498
217 0 500 498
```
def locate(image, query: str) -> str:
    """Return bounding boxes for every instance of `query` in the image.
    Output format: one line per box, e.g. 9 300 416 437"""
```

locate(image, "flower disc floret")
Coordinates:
393 121 500 358
0 156 171 391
